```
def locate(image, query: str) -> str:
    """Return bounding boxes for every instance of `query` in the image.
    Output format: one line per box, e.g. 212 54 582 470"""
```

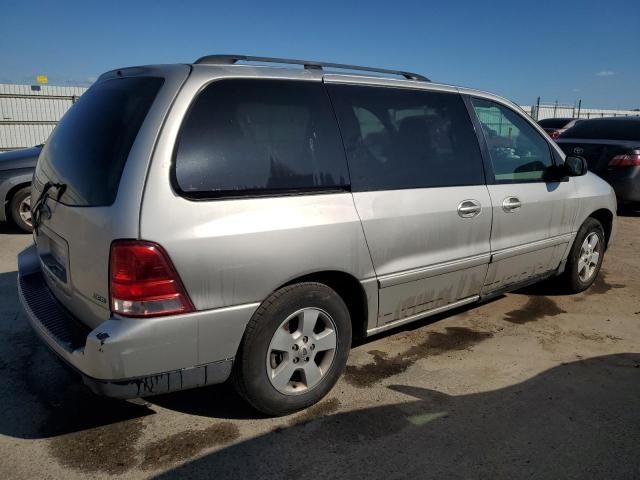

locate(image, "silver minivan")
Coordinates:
18 55 616 415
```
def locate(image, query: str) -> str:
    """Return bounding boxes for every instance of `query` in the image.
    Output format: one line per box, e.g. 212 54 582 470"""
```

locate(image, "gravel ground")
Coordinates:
0 214 638 479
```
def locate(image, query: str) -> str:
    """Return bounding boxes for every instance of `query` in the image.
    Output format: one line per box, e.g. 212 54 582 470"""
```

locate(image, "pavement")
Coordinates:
0 215 638 479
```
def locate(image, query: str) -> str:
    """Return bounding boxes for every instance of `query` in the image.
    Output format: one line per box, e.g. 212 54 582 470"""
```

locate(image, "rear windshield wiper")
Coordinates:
32 181 67 234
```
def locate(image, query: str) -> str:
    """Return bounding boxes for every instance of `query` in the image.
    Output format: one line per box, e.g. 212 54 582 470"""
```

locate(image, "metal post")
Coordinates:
535 97 541 121
577 99 581 118
553 100 558 118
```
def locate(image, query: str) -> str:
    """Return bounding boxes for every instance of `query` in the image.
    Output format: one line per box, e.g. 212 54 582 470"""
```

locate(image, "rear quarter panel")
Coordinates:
140 67 377 314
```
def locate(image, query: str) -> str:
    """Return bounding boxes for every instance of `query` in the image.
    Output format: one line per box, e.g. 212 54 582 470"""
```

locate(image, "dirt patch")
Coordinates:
290 398 341 425
504 297 566 324
590 272 626 295
569 331 623 343
344 327 492 388
140 422 239 470
48 417 146 475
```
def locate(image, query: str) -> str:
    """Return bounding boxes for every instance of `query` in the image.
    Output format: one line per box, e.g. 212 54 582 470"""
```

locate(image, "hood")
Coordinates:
0 146 42 171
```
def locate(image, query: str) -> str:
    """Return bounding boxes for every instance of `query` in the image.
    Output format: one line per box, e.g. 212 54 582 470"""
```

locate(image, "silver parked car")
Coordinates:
18 55 616 415
0 145 42 232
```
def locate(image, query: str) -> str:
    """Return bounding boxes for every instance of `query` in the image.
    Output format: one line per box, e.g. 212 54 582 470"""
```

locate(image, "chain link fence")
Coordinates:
524 98 640 121
2 83 640 152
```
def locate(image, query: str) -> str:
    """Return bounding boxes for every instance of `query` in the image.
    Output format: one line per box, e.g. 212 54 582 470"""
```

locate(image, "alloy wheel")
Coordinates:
19 195 32 227
577 232 600 282
265 307 337 395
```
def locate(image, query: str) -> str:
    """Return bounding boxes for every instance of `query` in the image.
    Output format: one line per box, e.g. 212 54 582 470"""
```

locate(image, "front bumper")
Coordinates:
17 244 258 398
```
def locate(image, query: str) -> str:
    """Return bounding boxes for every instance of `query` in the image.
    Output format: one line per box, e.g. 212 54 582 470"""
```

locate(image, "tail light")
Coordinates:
548 130 561 139
110 240 195 317
609 151 640 167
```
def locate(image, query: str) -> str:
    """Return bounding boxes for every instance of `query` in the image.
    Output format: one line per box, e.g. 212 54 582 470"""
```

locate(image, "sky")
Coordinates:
1 0 638 109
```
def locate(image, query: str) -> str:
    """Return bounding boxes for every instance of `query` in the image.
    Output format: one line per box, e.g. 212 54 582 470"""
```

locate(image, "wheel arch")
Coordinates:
588 208 614 248
278 270 369 340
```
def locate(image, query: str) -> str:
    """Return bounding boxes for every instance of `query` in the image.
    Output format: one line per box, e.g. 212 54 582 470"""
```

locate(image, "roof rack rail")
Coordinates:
193 54 430 82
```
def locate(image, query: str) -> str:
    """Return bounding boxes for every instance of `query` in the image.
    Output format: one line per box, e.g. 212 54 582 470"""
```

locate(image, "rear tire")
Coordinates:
232 282 352 416
9 186 33 233
560 217 605 293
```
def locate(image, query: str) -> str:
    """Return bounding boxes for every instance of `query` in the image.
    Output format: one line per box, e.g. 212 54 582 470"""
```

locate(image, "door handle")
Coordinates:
457 199 482 218
502 196 522 212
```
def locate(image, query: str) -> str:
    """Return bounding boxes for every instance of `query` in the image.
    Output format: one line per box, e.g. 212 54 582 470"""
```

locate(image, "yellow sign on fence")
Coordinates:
36 75 48 84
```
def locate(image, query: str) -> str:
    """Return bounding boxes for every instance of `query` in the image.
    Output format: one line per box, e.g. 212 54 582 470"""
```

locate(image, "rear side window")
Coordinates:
174 79 349 198
36 77 163 206
326 84 485 191
560 119 640 141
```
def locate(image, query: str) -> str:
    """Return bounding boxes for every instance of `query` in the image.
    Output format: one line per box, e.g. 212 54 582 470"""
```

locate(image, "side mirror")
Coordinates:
565 156 588 176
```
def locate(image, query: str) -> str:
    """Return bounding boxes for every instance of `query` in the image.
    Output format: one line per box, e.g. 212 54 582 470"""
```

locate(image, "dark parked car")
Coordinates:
0 145 41 232
556 117 640 203
538 118 583 139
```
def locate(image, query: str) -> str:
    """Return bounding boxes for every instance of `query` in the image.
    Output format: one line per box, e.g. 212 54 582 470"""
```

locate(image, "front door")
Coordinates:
469 97 576 294
326 80 492 326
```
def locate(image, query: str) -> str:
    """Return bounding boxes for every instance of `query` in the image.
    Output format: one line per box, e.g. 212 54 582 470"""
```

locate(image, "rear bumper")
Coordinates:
600 167 640 203
17 244 258 398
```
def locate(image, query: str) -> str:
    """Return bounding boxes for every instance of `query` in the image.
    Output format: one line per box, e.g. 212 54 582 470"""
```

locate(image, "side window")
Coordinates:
471 98 553 183
174 79 349 197
327 84 485 191
353 107 391 165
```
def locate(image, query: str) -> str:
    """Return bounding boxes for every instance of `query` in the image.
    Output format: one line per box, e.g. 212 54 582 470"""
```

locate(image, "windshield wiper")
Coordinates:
32 181 66 234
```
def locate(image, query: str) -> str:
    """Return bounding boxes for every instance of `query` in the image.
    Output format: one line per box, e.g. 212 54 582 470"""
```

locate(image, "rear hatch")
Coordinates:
555 139 638 174
556 119 640 174
31 66 189 329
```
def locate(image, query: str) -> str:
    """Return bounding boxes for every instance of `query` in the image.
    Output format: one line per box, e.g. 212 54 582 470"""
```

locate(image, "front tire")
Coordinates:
561 217 605 293
232 282 352 416
9 186 33 233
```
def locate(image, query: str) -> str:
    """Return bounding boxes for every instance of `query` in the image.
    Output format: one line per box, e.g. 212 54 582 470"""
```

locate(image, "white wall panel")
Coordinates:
0 83 87 151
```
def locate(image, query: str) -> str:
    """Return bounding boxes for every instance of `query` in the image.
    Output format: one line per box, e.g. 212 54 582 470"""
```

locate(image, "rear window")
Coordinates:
560 119 640 141
538 118 573 129
35 77 163 206
174 79 349 198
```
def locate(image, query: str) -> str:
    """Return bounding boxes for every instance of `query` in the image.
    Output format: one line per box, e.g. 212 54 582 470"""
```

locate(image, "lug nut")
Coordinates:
310 344 315 350
302 336 308 343
292 344 299 351
304 357 309 362
293 358 299 364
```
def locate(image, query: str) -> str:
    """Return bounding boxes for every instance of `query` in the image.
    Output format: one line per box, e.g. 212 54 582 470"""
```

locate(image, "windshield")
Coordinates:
35 76 164 206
